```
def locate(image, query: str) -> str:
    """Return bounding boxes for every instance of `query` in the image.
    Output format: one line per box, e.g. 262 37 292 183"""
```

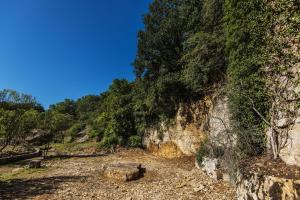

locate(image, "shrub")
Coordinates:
86 126 100 141
127 135 142 148
99 133 123 148
196 142 210 165
196 140 225 165
66 123 85 141
63 136 73 143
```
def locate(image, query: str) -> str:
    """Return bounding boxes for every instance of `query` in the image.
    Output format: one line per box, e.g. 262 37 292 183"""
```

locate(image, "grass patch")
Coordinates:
0 167 49 181
51 142 98 153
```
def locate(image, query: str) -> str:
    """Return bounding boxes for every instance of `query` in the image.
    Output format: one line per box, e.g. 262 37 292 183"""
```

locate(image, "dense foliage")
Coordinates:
133 0 226 129
89 79 137 147
0 89 44 112
0 90 42 151
225 0 271 156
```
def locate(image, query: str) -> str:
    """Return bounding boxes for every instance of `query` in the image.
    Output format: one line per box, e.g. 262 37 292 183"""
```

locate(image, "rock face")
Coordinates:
103 162 144 182
147 141 183 158
237 172 300 200
143 91 231 158
280 116 300 167
142 99 209 157
209 95 233 148
143 119 206 158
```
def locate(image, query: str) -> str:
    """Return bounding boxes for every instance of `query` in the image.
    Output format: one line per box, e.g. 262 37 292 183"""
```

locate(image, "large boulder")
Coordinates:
103 162 144 182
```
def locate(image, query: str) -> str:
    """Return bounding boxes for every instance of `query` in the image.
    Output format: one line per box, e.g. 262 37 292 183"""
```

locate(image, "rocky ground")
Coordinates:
0 149 236 200
240 154 300 180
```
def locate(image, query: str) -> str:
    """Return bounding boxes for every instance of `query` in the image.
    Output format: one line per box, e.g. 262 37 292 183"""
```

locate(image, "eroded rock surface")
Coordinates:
142 88 234 160
237 156 300 200
208 94 232 148
237 172 300 200
280 116 300 167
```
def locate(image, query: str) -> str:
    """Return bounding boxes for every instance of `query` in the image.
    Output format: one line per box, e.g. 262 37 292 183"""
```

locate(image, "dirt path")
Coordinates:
0 150 236 200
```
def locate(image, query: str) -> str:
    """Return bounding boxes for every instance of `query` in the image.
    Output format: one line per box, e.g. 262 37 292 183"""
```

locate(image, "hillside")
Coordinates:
0 0 299 199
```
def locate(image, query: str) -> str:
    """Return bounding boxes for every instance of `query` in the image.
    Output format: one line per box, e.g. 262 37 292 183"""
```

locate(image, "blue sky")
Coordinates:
0 0 151 108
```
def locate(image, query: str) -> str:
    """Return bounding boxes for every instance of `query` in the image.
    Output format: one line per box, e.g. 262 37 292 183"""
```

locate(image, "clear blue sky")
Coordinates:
0 0 151 108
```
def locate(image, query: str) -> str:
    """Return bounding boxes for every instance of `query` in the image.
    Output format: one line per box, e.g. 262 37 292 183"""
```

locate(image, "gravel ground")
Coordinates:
0 150 236 200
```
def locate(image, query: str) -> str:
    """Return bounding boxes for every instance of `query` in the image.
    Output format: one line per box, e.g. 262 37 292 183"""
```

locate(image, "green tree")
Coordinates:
76 95 102 121
0 109 21 151
0 109 39 151
0 89 44 112
49 99 76 117
90 79 139 147
133 0 189 126
132 0 227 130
44 111 73 142
181 1 225 95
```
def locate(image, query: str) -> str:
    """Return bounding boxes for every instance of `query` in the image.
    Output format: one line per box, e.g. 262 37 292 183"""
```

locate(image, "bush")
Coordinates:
86 126 100 141
196 142 209 165
66 123 85 141
98 133 123 148
63 136 73 143
127 135 142 148
196 141 225 165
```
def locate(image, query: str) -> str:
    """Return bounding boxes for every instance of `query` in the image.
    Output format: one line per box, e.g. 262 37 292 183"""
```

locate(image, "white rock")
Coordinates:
201 157 222 180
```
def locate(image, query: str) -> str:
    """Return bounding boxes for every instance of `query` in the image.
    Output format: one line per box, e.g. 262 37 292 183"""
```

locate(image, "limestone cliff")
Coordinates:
143 90 230 158
142 99 209 158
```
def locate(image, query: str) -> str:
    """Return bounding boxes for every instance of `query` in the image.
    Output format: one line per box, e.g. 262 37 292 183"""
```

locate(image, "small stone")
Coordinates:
193 184 205 192
176 182 187 188
29 160 42 168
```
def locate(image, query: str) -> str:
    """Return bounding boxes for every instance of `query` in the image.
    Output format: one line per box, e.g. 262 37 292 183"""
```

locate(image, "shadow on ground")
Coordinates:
0 175 85 200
